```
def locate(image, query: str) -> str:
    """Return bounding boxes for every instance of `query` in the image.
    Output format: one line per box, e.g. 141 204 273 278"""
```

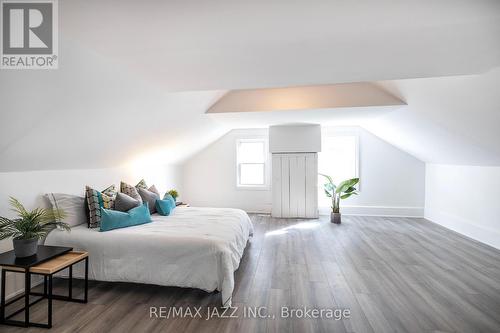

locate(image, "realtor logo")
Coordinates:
1 0 58 69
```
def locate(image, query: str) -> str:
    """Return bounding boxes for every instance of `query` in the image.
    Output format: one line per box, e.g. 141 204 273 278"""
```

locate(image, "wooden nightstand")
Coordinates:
0 245 89 329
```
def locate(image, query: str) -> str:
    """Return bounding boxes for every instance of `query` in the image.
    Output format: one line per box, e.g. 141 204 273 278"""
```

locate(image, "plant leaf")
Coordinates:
336 178 360 194
319 173 335 186
9 197 29 217
345 186 357 194
0 216 14 226
324 182 335 192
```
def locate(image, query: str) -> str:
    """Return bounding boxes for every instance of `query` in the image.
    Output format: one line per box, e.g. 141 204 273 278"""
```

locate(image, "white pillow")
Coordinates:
46 193 86 227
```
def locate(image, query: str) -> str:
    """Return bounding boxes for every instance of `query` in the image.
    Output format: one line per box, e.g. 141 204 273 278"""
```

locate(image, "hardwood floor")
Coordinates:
2 215 500 332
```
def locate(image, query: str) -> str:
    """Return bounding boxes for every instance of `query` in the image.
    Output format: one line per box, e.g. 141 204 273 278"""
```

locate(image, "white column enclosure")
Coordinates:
269 125 321 218
272 153 318 218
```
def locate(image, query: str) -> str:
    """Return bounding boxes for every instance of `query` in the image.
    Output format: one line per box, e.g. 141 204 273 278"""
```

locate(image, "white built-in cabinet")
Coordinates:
271 153 318 218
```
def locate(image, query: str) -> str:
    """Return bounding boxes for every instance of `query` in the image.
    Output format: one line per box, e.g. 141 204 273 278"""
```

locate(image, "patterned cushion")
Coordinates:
135 179 148 190
120 181 143 204
85 185 117 228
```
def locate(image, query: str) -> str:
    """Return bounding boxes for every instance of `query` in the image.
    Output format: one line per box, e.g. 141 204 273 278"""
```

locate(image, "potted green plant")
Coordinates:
167 189 179 202
319 174 359 224
0 197 70 258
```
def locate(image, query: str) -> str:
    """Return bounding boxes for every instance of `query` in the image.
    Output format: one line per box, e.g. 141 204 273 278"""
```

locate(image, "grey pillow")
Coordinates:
148 184 160 196
138 188 160 214
114 192 141 212
45 193 86 227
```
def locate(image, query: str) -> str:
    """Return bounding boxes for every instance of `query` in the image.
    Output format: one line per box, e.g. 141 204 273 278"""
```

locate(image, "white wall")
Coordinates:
0 164 182 218
183 129 272 213
0 164 182 298
425 164 500 249
321 127 425 217
183 126 425 216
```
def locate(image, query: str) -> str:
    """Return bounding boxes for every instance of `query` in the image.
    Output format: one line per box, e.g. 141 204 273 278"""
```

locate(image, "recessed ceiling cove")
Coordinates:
206 83 406 114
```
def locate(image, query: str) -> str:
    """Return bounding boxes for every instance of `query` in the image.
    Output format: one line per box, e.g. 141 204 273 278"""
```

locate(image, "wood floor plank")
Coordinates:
1 215 499 333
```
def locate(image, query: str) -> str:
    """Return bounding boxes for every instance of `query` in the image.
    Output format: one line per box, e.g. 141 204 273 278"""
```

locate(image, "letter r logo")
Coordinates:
2 2 53 54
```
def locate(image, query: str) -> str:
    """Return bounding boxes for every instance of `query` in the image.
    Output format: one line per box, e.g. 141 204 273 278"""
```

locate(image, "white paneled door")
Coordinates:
272 153 318 218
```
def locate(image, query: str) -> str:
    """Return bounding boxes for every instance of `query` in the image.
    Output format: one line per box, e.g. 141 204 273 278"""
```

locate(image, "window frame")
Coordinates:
236 138 270 190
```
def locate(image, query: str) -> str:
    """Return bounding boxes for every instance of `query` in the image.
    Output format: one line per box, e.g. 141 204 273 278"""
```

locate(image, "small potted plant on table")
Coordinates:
320 174 359 224
167 189 179 202
0 197 70 257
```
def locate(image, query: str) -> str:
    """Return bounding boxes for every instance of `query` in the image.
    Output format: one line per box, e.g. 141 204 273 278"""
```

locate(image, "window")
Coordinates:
318 135 359 206
236 139 269 188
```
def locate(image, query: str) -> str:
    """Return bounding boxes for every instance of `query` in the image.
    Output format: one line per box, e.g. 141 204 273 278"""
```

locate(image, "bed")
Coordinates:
44 207 253 307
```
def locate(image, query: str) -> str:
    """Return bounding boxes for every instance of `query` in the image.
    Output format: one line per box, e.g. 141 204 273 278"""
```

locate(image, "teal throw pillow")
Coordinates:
100 203 152 232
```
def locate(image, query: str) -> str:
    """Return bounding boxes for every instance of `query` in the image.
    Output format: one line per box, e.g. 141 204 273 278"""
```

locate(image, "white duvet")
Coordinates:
45 207 253 307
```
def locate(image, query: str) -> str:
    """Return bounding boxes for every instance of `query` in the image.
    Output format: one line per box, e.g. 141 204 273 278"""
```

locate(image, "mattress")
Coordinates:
44 207 253 307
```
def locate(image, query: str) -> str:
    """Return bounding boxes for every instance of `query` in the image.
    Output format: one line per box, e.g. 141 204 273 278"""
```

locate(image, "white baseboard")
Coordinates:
246 205 424 217
192 202 423 218
425 210 500 250
319 205 424 217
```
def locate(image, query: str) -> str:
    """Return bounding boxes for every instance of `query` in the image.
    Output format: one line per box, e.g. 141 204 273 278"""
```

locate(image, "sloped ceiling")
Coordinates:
1 0 500 171
60 0 500 90
0 41 227 171
365 68 500 166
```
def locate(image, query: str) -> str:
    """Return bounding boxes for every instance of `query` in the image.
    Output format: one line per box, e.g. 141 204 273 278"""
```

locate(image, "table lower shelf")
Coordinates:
1 252 89 329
